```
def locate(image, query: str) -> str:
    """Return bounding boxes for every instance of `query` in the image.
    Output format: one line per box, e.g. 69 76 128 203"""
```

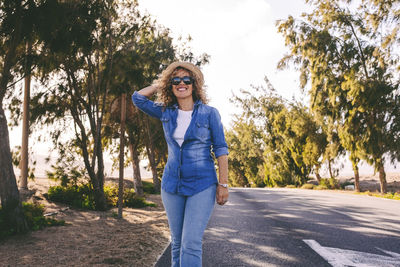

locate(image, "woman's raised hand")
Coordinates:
137 84 159 97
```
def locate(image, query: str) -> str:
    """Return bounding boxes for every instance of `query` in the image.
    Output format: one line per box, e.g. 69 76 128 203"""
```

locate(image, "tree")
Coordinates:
19 40 32 190
296 104 328 183
277 0 400 193
117 92 126 218
230 81 295 187
0 0 29 233
1 0 102 233
30 0 118 210
225 118 264 187
104 17 177 194
267 101 325 186
363 0 400 168
230 78 326 187
108 94 145 197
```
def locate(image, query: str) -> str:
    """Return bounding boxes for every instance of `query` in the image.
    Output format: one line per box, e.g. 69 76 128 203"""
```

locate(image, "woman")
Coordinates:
132 61 229 267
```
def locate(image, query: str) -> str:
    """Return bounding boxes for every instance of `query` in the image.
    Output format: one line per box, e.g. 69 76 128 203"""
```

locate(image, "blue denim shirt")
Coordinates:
132 91 228 196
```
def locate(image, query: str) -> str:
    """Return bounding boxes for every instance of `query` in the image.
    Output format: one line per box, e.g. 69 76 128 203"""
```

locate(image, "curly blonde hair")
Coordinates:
153 61 208 106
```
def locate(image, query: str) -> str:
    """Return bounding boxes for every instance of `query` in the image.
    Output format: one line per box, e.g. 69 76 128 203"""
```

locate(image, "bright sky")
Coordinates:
138 0 312 127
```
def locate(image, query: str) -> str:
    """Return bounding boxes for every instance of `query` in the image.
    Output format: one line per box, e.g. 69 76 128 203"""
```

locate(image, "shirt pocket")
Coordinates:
195 120 210 142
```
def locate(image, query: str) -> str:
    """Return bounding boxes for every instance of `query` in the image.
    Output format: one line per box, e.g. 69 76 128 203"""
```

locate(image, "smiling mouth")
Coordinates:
177 87 187 92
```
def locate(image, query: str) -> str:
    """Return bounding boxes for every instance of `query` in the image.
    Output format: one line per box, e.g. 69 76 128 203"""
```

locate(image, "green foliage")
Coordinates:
47 184 95 210
10 146 36 180
225 119 264 187
46 147 87 187
142 181 158 194
229 80 327 187
319 178 340 190
104 185 156 208
21 203 65 230
28 0 178 211
277 0 400 193
0 202 65 240
382 192 400 201
123 190 156 208
263 154 296 187
48 183 156 210
357 191 400 201
47 164 85 188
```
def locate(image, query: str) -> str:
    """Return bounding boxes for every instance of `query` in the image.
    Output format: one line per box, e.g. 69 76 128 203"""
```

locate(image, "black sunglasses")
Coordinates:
171 76 194 85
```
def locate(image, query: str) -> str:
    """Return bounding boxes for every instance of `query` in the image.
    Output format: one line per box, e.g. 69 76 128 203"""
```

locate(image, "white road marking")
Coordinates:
303 239 400 267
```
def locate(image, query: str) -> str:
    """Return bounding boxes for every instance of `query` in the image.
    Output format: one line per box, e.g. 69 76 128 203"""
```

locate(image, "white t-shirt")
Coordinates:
173 109 193 146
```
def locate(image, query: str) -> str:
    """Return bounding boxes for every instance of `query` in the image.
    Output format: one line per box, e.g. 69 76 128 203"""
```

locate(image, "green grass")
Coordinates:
356 191 400 200
282 182 399 201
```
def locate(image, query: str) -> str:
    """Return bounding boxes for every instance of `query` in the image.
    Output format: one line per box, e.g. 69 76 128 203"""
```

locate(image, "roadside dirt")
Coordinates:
0 178 170 267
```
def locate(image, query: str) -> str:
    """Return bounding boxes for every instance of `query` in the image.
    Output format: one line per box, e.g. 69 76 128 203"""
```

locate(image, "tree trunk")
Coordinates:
93 151 107 210
92 174 107 211
118 93 126 218
0 2 27 233
19 41 32 190
144 117 161 193
0 105 28 233
96 145 106 196
314 164 321 183
328 160 334 179
93 110 106 210
315 172 322 183
352 163 360 192
75 122 107 211
128 134 144 197
377 161 387 194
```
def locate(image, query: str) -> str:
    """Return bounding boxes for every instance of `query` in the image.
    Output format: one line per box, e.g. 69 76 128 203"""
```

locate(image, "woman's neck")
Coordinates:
177 98 194 111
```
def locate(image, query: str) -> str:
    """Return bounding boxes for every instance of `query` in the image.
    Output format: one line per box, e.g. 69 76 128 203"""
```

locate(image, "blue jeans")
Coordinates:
161 184 216 267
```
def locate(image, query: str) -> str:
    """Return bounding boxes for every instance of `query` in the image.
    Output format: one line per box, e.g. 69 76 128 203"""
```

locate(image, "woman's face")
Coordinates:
171 69 194 101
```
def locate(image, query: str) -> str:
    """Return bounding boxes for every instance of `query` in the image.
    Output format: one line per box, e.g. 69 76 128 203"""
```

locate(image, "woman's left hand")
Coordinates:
216 185 229 205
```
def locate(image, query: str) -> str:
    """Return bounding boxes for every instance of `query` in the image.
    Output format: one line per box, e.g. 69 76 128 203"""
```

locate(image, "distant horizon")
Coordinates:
13 152 399 181
13 153 152 180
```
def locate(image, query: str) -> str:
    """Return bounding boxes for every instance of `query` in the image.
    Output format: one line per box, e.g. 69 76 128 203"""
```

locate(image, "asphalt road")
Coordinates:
155 188 400 266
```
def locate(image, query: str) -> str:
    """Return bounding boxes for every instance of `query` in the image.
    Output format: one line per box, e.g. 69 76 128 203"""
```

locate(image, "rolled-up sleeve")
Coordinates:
210 107 229 158
131 91 163 119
